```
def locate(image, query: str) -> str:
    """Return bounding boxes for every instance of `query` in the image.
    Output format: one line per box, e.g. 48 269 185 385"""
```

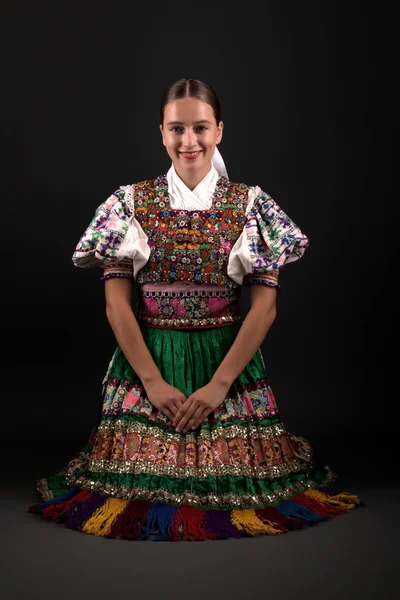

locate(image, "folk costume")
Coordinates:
28 150 361 540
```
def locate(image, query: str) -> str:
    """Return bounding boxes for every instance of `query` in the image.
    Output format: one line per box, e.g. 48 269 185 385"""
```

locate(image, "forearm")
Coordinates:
106 302 162 386
211 304 276 389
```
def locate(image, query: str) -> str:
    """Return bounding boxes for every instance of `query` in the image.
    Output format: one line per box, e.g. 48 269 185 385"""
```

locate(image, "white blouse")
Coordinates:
72 164 310 289
116 163 259 285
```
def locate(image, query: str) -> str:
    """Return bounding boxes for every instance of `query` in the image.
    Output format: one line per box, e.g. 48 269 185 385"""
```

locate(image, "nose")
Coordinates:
182 128 197 149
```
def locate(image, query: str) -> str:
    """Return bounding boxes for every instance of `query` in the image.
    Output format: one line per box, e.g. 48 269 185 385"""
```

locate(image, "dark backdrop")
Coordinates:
1 2 395 480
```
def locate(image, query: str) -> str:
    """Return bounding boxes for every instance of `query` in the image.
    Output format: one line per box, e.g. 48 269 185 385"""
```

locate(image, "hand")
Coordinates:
172 380 230 433
144 378 187 423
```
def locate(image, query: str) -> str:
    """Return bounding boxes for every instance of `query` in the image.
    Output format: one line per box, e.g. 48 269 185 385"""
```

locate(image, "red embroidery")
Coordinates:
133 174 249 287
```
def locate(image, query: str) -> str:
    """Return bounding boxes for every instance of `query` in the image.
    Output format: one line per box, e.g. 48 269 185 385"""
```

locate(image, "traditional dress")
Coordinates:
28 164 362 541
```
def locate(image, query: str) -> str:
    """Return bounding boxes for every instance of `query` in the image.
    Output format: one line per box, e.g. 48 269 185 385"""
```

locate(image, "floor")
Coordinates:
1 445 397 600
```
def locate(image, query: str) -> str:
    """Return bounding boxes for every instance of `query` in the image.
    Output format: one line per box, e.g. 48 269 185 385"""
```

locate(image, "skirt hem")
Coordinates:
27 481 364 541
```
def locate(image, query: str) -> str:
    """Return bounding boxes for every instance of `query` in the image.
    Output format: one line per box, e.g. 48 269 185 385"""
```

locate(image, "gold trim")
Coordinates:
85 456 305 480
96 420 287 442
137 314 242 328
82 420 311 481
72 475 317 509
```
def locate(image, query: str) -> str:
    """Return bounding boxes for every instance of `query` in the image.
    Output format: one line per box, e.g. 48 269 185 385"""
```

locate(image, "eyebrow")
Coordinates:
166 120 213 125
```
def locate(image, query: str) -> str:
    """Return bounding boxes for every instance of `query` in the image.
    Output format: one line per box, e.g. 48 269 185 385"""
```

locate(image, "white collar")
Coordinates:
166 163 220 210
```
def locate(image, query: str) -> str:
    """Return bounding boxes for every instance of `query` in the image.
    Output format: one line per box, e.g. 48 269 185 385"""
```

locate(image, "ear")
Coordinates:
159 124 166 147
216 121 224 144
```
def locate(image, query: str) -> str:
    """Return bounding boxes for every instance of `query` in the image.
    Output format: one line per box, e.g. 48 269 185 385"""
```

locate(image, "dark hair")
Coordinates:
160 78 221 125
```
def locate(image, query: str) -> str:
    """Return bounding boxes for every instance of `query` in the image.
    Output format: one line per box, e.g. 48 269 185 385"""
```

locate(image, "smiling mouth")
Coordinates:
180 151 202 159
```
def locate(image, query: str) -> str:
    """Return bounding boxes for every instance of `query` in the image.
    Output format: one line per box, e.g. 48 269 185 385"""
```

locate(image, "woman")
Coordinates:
28 78 362 541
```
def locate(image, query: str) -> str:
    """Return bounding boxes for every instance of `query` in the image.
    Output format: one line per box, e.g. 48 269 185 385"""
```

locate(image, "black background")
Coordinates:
1 2 395 480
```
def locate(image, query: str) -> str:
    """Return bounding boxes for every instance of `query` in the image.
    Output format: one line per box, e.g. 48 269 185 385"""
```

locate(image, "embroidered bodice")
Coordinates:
72 167 309 329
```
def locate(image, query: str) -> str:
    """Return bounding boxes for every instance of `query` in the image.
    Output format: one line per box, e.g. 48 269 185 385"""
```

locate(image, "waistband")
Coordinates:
135 282 243 330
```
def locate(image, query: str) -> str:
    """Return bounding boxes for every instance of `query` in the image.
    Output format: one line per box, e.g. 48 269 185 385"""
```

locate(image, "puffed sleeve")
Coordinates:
228 186 309 290
72 184 150 281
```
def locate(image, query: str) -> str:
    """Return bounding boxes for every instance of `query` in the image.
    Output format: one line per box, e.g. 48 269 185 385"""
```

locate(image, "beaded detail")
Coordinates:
133 174 249 288
244 270 280 290
101 259 133 281
135 283 243 329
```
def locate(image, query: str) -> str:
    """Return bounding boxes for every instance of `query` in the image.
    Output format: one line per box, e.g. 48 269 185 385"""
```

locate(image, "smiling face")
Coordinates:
160 97 223 186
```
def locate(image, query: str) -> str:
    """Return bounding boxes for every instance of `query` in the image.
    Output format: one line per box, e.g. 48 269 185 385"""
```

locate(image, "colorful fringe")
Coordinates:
28 485 363 542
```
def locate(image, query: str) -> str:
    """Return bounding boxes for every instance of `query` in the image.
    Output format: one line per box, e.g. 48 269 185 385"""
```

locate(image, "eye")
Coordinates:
196 126 208 132
171 126 183 133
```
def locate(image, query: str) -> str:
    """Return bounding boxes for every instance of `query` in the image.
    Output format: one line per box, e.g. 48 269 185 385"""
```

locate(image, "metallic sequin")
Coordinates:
86 457 305 480
71 475 317 509
96 419 287 442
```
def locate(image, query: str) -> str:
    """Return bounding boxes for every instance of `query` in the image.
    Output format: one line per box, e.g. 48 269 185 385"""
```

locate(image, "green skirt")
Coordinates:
28 323 362 541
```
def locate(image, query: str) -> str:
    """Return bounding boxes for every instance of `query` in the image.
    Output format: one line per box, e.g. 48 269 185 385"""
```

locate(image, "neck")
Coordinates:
173 162 213 191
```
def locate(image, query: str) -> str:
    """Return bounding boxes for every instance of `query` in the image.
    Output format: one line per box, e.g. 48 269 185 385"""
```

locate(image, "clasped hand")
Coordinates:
144 378 229 433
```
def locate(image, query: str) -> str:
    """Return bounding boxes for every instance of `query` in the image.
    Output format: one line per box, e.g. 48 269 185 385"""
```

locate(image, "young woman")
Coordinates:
28 78 362 541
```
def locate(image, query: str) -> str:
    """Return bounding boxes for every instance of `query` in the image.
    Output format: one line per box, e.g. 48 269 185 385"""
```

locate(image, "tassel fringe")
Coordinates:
81 498 128 536
231 508 283 535
28 485 363 542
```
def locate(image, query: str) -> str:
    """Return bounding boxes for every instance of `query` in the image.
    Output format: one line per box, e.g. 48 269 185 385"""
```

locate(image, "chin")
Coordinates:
181 159 203 168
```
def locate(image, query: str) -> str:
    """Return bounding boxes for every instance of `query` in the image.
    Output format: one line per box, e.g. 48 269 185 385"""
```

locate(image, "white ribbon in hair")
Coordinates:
212 146 228 178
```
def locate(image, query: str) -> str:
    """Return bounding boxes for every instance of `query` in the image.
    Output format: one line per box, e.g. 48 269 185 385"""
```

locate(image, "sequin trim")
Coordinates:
72 475 318 509
138 314 243 329
97 419 288 442
85 455 305 480
136 284 242 329
74 418 313 485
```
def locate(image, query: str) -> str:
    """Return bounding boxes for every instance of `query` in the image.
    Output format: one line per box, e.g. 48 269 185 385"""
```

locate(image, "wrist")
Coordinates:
210 375 232 391
141 372 163 387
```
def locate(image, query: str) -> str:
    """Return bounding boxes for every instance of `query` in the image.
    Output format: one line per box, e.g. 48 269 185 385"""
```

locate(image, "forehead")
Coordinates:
164 97 214 124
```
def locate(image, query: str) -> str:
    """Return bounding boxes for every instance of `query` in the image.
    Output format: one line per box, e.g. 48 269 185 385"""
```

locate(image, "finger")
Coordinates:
190 408 209 431
175 402 198 432
170 406 180 420
174 393 186 407
173 398 185 413
183 406 204 433
163 407 176 422
183 409 203 433
173 398 192 426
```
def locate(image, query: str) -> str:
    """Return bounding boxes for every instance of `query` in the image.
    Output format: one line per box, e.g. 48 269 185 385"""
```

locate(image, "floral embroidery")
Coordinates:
245 190 309 274
82 372 300 489
72 190 132 268
133 175 249 288
72 177 309 296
